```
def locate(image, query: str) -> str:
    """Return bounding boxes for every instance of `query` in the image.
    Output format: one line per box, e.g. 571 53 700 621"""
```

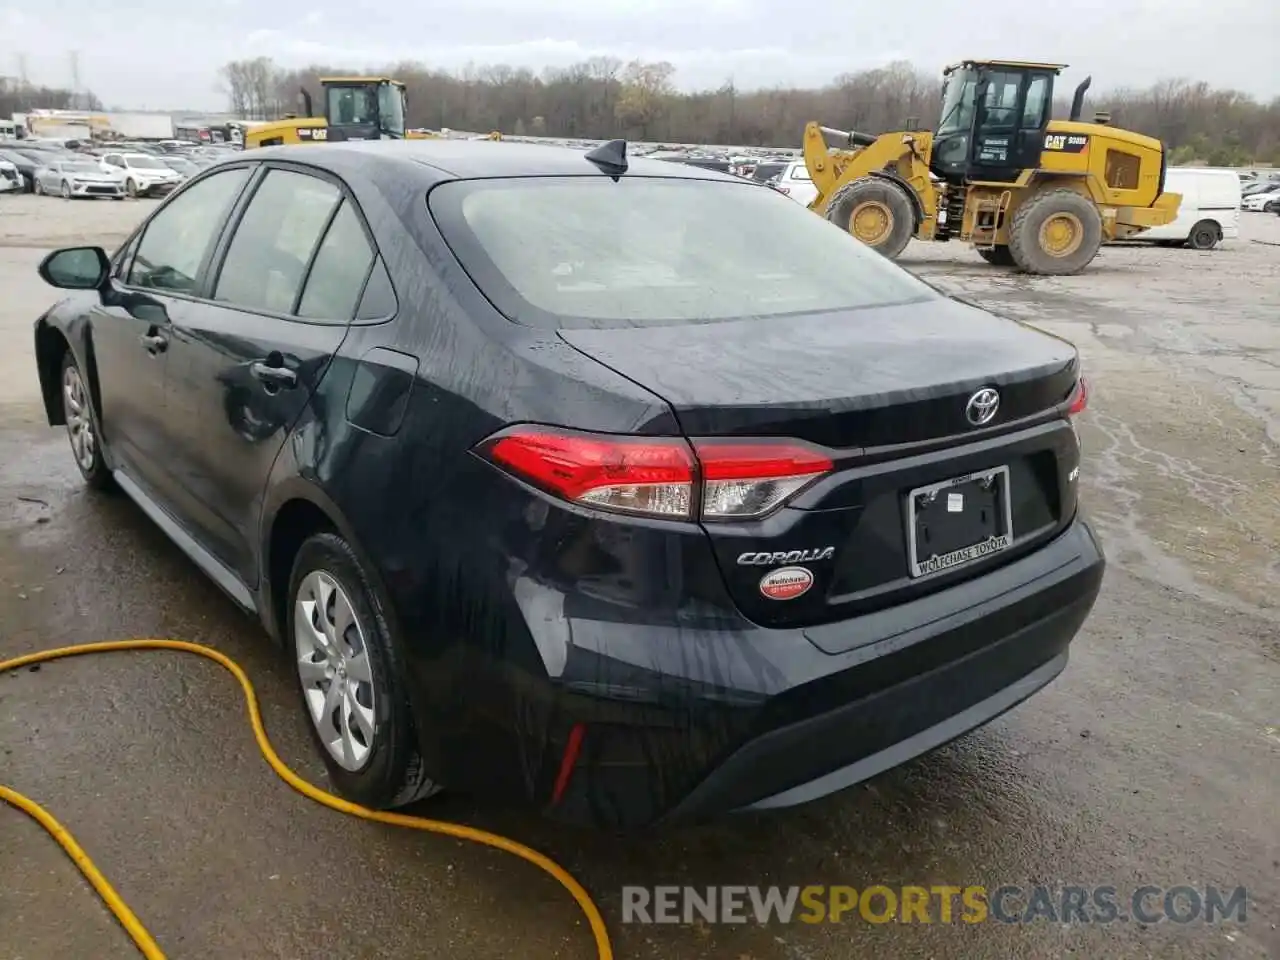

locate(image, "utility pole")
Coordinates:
17 53 29 87
69 50 81 109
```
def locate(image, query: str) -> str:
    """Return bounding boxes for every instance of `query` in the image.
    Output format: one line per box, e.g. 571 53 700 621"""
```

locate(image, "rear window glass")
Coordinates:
428 176 934 329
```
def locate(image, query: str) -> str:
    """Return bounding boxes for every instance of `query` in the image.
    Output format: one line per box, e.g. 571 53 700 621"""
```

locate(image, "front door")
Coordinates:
92 165 254 500
162 165 376 587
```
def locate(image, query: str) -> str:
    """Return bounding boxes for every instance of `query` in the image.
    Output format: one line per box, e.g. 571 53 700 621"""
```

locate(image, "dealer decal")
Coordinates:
759 566 814 601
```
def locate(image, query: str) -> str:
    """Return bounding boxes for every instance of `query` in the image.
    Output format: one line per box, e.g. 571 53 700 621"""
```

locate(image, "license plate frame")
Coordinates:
905 465 1013 579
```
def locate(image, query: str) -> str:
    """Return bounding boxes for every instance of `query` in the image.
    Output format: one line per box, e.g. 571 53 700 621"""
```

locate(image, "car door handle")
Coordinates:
139 333 167 354
249 361 297 389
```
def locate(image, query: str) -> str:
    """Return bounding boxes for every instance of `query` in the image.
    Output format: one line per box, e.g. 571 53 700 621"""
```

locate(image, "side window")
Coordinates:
127 167 250 293
982 71 1021 129
106 154 122 167
1022 75 1049 129
214 169 341 314
356 258 397 320
297 200 375 321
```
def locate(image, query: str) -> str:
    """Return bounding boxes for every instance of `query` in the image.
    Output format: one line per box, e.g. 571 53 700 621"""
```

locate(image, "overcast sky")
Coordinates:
2 0 1277 112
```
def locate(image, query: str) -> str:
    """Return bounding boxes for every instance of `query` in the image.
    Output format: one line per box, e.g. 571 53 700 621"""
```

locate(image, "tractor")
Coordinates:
242 77 443 148
804 60 1182 274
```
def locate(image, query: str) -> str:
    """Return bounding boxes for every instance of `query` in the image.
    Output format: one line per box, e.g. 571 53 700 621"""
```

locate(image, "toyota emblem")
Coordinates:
965 388 1000 426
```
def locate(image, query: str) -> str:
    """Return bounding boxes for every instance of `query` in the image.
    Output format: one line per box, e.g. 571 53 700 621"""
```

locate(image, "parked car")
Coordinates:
771 159 820 206
0 158 21 193
96 151 183 197
33 158 126 199
0 149 39 191
158 156 201 180
1137 168 1240 249
31 141 1104 829
1242 187 1280 213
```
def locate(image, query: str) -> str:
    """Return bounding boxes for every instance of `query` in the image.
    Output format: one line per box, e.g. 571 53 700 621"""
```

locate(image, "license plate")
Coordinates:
905 466 1013 578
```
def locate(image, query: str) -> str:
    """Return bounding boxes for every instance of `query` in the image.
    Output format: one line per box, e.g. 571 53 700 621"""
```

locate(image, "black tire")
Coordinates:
59 351 114 490
22 173 34 193
286 532 443 809
824 176 916 258
1264 200 1280 214
125 178 138 198
61 180 72 200
1186 220 1220 250
1008 188 1103 275
977 246 1017 266
32 178 42 196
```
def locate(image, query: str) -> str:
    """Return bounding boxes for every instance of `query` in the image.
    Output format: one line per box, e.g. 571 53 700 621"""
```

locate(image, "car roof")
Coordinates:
244 139 741 185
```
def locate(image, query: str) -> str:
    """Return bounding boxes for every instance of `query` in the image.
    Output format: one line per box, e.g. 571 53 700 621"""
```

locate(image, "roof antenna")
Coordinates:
585 138 628 180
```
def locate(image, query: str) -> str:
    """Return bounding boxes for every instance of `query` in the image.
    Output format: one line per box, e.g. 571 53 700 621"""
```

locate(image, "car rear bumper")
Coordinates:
533 516 1104 828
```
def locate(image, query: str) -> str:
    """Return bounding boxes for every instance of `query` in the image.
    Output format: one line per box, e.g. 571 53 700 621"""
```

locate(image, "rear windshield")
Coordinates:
428 176 935 329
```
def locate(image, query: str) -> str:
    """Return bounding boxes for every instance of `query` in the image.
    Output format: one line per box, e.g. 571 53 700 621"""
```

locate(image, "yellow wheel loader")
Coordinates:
243 77 445 148
803 60 1182 274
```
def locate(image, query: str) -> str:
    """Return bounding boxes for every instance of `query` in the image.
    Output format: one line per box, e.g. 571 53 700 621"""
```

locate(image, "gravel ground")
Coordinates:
1 191 1277 960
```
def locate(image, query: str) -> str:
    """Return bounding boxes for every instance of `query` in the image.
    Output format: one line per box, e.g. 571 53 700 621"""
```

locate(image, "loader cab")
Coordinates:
932 60 1065 184
320 77 408 141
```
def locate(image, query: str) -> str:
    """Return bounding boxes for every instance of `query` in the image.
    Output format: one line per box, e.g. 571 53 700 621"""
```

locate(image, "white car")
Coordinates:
1242 187 1280 213
770 160 820 207
0 158 20 193
32 158 127 199
97 151 183 198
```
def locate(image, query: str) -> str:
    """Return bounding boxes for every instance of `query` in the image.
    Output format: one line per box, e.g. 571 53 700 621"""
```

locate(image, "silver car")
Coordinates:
157 155 201 180
34 158 126 200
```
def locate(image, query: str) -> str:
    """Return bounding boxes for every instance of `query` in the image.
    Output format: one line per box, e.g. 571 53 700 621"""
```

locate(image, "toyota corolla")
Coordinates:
31 139 1104 828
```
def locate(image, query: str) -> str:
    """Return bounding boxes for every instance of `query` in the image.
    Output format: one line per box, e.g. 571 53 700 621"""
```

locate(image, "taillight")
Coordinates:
693 439 832 519
1066 377 1088 416
478 427 832 521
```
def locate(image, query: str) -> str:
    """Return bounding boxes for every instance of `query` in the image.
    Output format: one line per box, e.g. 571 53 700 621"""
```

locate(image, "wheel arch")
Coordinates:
34 318 102 428
259 480 396 650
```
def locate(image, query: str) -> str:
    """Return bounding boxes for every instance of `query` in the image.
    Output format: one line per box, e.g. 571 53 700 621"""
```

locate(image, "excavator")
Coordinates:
242 77 502 148
803 60 1181 274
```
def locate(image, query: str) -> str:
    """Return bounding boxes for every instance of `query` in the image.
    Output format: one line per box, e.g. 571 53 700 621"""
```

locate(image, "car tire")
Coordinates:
60 351 113 490
60 180 72 200
1186 220 1220 250
125 178 138 198
287 532 444 809
1265 200 1280 214
32 178 42 195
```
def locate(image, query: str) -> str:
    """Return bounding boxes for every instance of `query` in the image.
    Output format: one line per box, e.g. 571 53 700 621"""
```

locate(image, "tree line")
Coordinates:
222 57 1280 166
0 78 103 120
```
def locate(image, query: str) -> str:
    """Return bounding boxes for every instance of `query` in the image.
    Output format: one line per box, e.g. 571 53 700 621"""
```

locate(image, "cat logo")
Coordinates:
297 127 328 141
1044 134 1089 153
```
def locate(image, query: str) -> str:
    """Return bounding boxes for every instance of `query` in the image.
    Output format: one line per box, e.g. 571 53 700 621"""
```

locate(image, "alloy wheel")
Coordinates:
294 570 377 771
62 364 96 472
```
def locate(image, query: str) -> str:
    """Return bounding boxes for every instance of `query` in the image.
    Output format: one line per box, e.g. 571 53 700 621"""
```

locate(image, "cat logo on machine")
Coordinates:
297 127 328 141
1044 134 1089 153
759 566 815 601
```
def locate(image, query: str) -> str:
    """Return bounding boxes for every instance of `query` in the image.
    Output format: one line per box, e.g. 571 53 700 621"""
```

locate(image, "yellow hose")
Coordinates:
0 639 614 960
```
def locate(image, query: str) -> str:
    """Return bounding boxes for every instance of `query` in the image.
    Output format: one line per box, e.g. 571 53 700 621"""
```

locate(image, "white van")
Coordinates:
1140 168 1240 249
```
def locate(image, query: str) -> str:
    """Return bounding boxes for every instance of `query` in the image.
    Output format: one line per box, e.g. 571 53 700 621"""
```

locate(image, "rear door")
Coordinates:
160 164 375 586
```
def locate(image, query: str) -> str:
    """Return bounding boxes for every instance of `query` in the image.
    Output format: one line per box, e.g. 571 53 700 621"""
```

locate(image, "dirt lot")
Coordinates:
1 192 1278 960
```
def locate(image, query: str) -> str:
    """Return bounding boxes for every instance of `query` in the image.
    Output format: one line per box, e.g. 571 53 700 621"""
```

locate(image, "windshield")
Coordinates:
430 177 936 329
938 68 978 135
128 156 166 169
377 83 406 138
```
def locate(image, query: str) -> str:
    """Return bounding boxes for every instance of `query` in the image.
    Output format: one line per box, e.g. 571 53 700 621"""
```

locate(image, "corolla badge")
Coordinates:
965 387 1000 426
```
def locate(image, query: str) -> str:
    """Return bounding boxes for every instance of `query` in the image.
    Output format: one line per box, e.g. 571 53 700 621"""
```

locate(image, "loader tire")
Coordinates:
1007 188 1103 275
825 176 915 259
977 246 1017 266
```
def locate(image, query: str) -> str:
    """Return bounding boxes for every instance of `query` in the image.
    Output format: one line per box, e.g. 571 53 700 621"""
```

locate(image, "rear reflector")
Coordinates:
1066 377 1088 416
479 427 832 520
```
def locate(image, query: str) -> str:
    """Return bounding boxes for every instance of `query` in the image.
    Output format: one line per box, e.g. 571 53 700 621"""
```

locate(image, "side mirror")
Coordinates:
38 246 110 290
